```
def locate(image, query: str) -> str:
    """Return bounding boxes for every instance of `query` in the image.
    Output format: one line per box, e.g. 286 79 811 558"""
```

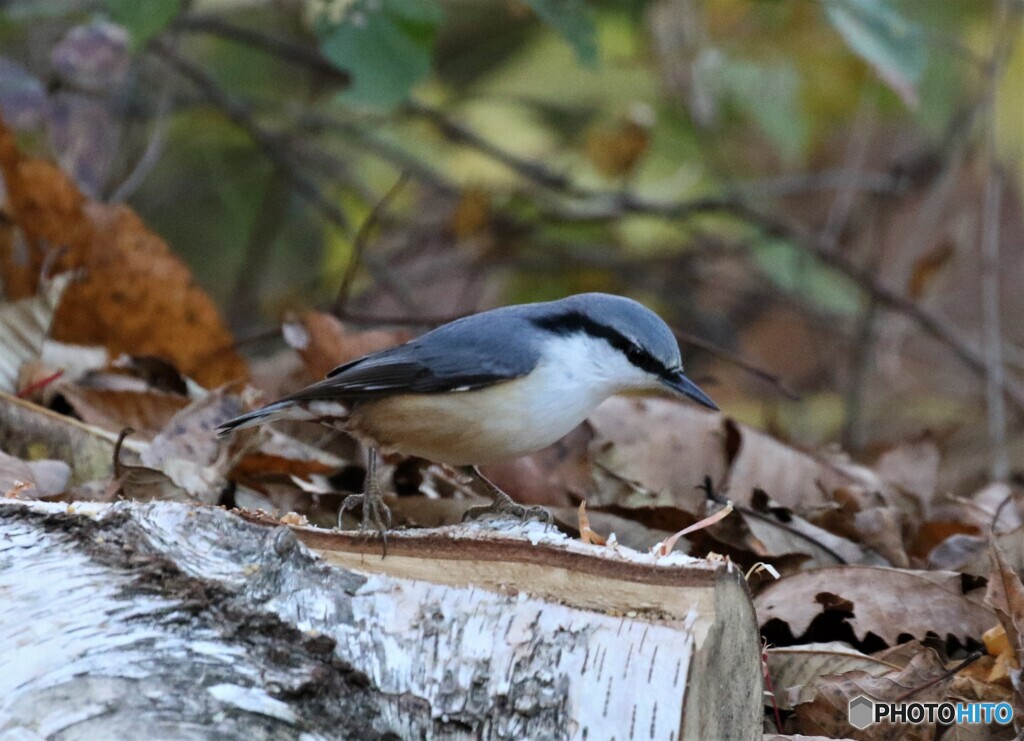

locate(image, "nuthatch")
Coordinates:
218 293 718 535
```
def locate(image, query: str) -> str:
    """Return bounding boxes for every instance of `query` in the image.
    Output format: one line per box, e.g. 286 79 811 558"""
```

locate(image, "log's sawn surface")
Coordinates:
1 500 762 740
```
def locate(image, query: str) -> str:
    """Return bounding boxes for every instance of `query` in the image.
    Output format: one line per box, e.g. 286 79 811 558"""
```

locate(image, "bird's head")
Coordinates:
530 293 719 411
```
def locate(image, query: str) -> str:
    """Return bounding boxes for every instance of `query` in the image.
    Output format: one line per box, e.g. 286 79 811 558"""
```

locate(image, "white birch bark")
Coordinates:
1 500 761 740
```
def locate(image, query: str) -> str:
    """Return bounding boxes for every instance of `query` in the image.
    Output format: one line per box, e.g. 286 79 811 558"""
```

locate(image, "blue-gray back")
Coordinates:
283 293 679 402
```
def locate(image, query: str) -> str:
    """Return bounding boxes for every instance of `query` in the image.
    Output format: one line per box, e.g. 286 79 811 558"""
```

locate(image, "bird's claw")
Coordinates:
338 490 392 556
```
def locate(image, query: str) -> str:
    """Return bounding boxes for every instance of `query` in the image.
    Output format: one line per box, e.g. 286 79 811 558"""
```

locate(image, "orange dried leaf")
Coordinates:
577 501 607 546
449 187 492 239
585 120 650 179
653 502 734 557
0 115 246 388
984 624 1010 658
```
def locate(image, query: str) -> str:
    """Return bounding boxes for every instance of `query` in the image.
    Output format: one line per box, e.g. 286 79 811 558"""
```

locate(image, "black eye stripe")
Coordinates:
531 311 673 378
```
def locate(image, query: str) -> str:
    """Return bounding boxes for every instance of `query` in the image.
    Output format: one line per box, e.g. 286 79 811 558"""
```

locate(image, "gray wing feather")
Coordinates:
283 310 542 402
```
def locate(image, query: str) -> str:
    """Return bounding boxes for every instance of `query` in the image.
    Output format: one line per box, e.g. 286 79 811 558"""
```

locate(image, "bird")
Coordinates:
217 293 718 538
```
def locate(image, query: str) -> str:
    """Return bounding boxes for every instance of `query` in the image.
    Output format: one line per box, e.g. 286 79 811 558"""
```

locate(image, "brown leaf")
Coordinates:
792 648 951 740
585 118 651 179
0 115 246 387
907 242 954 299
139 391 242 501
984 543 1024 702
282 311 410 380
109 428 191 503
756 566 995 646
852 506 909 568
767 642 901 711
587 396 725 515
57 384 189 438
745 489 883 567
910 521 981 561
727 422 881 510
873 438 941 513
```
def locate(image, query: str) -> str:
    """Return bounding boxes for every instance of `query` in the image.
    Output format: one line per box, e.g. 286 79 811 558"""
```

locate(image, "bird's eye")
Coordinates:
626 344 644 363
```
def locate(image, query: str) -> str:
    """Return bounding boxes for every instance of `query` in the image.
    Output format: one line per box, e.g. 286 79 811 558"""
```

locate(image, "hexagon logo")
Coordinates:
849 695 874 730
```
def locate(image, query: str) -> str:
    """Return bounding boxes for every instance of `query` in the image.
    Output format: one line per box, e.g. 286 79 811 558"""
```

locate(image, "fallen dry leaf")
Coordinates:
0 448 70 498
0 273 71 393
0 114 246 387
756 566 995 647
57 384 189 438
767 642 901 711
139 391 242 501
873 438 941 515
108 428 191 503
282 311 410 381
852 505 910 568
791 648 951 740
744 489 884 568
587 396 725 514
984 543 1024 716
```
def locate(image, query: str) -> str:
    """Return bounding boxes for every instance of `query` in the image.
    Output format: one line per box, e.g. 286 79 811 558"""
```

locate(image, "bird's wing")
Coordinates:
284 311 541 401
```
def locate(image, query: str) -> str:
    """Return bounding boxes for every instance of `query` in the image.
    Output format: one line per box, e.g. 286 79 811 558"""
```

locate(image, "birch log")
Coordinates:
1 500 762 740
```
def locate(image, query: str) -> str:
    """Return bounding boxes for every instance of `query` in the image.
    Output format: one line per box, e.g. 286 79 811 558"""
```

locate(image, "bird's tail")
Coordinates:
216 400 296 437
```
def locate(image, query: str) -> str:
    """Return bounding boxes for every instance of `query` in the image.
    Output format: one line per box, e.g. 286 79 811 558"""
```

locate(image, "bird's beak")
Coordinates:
661 372 719 411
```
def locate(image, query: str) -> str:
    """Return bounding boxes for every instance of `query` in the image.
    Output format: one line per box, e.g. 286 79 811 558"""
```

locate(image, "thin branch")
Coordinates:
333 172 410 314
228 166 293 331
158 21 1024 414
890 651 984 703
702 479 849 566
109 84 173 203
980 0 1018 481
726 203 1024 415
173 15 350 87
149 39 352 235
982 171 1009 480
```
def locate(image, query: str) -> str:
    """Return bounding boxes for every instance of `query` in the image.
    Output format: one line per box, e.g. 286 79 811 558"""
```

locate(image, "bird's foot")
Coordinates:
462 490 552 526
338 489 392 555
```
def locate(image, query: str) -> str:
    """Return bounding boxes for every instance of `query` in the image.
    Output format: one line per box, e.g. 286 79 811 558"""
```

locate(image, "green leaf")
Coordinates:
716 56 808 163
105 0 181 47
316 0 442 107
523 0 598 68
822 0 926 107
752 237 861 315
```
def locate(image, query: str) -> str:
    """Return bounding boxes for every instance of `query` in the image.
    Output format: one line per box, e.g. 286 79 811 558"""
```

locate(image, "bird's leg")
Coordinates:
460 465 552 525
338 449 392 546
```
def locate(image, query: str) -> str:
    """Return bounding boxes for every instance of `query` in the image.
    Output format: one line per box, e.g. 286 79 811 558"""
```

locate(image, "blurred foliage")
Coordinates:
1 0 1023 487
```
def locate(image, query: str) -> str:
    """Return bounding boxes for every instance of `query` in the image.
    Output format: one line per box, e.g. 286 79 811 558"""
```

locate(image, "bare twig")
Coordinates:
228 166 293 331
979 0 1018 481
109 84 173 203
982 171 1008 480
150 39 352 235
890 651 984 703
701 478 849 566
174 15 350 87
333 172 410 315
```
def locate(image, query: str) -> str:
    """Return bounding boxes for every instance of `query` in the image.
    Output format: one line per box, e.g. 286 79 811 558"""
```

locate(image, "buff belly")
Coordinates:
346 374 607 466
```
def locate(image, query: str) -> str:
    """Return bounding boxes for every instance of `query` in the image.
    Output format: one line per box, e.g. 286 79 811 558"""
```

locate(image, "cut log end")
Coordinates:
1 500 762 739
